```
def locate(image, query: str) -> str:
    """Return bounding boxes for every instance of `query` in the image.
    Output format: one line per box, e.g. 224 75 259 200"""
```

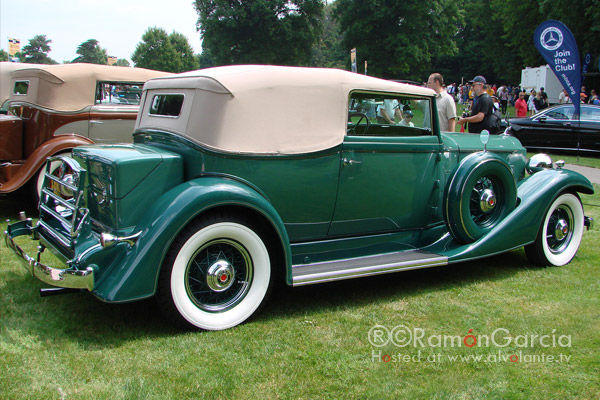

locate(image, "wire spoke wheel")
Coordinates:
545 205 575 255
469 175 502 227
185 239 253 313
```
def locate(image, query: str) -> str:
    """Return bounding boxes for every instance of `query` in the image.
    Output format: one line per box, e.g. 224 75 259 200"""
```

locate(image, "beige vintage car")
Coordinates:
0 63 169 197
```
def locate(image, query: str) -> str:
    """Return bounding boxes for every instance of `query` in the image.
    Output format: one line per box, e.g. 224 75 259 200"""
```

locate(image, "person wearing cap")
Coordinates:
398 109 415 127
533 90 548 111
457 75 494 134
426 73 456 132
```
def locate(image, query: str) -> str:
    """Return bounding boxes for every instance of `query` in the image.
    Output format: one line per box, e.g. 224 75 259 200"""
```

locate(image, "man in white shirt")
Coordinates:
427 73 457 132
376 99 399 124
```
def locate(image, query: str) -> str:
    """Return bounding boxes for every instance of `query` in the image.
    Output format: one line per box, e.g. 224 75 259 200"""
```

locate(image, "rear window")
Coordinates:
149 94 184 117
13 80 29 95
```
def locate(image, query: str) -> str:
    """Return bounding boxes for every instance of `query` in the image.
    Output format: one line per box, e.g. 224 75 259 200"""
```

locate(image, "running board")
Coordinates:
291 250 448 286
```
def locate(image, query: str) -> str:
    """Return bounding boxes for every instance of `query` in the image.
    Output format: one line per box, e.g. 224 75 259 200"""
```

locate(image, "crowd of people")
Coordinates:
373 72 599 135
449 82 599 116
442 78 600 132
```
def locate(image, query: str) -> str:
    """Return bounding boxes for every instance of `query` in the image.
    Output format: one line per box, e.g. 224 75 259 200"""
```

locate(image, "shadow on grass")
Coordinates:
265 249 536 319
1 193 545 347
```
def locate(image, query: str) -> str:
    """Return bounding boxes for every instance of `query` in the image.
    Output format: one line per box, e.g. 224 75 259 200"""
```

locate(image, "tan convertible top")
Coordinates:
1 62 35 106
138 65 435 155
9 63 170 111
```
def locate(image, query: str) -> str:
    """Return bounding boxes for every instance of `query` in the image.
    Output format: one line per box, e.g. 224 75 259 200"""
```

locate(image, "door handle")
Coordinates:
90 120 103 125
343 158 362 166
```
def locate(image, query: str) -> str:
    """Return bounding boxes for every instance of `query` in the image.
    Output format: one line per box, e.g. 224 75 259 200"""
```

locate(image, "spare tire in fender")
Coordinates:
444 152 517 244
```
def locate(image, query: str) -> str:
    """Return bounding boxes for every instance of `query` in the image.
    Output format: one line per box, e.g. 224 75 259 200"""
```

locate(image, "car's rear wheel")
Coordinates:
525 193 584 266
157 213 273 330
444 153 517 244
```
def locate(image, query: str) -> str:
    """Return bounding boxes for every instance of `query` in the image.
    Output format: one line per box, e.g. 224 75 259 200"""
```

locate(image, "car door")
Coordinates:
88 82 143 144
575 106 600 153
522 106 575 150
328 92 444 237
88 104 139 143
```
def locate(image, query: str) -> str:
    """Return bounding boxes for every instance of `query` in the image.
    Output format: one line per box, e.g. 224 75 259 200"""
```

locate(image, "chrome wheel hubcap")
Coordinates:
554 219 569 241
479 188 497 213
207 260 235 292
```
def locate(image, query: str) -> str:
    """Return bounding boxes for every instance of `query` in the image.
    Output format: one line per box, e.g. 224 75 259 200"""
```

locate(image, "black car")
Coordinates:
506 104 600 155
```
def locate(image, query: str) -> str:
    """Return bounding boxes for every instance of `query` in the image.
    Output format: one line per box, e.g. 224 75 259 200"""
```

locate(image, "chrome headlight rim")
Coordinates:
526 153 553 174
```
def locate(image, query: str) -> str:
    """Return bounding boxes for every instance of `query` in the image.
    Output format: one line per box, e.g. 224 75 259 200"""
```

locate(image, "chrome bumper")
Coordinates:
585 216 594 231
4 219 95 290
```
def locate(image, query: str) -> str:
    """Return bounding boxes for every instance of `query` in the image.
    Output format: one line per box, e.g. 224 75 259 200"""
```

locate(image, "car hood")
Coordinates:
506 117 532 129
441 132 525 154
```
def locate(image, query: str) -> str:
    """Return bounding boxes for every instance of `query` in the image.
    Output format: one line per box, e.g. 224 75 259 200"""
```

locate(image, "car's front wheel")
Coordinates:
525 193 584 267
157 213 273 330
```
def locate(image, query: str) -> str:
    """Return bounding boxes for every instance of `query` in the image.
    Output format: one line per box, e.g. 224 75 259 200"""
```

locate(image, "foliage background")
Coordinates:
2 0 600 84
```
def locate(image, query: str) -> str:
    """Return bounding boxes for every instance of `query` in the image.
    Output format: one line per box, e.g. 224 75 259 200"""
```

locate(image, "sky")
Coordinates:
0 0 203 63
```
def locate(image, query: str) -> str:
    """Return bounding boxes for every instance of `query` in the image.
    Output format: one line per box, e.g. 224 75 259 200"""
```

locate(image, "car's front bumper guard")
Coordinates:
585 216 594 231
4 218 95 291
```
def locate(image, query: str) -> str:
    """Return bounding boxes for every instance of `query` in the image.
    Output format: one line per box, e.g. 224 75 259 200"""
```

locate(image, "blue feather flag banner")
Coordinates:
534 20 581 118
582 53 591 75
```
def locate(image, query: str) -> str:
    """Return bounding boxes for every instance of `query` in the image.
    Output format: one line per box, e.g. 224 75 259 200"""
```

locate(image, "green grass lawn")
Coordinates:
1 177 599 398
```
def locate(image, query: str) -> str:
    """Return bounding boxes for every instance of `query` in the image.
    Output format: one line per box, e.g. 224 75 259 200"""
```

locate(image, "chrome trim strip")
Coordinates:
44 173 78 193
38 220 71 248
39 204 72 230
292 251 448 286
41 187 76 211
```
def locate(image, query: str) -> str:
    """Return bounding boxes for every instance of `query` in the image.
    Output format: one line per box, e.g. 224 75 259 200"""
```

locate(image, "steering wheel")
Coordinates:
348 111 370 135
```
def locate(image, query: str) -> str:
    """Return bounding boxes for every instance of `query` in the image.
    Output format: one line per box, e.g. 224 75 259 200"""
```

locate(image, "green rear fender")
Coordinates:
93 177 292 302
435 168 594 262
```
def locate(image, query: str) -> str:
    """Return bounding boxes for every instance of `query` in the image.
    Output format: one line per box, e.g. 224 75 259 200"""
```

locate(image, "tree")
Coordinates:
334 0 463 80
0 49 7 61
116 58 131 67
311 2 345 69
169 32 199 71
194 0 324 66
435 0 519 85
72 39 108 64
197 49 215 69
21 35 57 64
132 27 198 72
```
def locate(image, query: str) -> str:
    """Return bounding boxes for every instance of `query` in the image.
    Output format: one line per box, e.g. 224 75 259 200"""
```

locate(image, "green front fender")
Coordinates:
430 168 594 262
93 177 291 302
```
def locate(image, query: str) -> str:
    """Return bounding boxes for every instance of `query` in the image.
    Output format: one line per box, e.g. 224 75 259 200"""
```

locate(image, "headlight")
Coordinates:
526 153 553 174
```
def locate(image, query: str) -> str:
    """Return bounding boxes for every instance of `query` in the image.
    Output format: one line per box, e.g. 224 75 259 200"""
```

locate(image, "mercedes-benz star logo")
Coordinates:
540 27 563 51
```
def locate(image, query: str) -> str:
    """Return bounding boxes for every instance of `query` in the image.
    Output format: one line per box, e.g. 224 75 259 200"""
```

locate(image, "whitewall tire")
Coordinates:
525 193 584 267
159 215 273 330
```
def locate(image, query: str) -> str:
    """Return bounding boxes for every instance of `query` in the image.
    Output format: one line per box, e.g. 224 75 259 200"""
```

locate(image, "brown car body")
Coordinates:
0 63 169 195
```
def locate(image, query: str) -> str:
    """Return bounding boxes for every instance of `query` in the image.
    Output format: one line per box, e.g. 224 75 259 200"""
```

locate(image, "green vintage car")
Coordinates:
5 65 595 330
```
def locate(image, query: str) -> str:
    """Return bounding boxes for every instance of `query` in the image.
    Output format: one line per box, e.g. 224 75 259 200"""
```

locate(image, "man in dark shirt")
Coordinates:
457 75 494 134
